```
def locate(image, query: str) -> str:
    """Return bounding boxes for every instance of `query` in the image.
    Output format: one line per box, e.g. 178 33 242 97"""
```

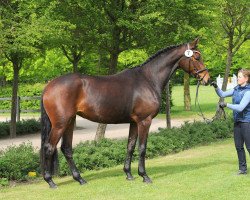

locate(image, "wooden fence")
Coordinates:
0 96 40 121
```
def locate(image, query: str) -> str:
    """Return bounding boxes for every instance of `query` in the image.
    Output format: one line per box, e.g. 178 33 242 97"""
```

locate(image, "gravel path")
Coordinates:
0 116 189 150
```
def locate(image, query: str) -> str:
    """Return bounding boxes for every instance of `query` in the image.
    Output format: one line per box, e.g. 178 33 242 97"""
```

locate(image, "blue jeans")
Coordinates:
234 122 250 172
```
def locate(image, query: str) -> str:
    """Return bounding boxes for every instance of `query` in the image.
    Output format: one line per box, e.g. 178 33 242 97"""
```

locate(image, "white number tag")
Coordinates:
184 50 193 57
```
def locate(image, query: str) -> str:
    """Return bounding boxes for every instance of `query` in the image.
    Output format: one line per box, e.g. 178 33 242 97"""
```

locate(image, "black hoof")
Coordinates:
79 179 87 185
126 176 135 181
48 181 58 189
143 176 152 183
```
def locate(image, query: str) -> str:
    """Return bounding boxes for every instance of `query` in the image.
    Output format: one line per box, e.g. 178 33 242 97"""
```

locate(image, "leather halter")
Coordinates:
187 50 208 81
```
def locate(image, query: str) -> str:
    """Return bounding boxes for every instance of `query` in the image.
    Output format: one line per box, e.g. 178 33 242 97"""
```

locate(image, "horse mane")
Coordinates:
138 43 184 68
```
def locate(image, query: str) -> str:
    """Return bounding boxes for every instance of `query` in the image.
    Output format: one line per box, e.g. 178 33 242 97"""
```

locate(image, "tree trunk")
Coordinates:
108 53 118 74
184 72 191 111
215 36 233 119
95 123 107 141
166 82 171 128
10 61 20 138
0 76 7 87
73 59 79 73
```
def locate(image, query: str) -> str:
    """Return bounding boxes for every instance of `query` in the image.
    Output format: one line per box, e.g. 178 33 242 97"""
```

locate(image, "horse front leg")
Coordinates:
137 117 152 183
123 122 138 180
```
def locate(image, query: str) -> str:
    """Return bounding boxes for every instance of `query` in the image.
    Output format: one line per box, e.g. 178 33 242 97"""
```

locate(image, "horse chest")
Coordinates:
131 89 160 120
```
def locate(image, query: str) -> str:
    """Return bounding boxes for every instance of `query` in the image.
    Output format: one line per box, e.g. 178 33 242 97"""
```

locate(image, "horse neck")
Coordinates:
141 46 185 94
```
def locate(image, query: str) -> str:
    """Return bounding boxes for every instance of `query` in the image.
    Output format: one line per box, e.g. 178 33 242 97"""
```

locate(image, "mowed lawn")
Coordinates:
1 139 250 200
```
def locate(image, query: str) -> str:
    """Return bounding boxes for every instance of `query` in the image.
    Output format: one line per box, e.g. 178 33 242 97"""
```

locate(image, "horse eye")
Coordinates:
194 54 200 60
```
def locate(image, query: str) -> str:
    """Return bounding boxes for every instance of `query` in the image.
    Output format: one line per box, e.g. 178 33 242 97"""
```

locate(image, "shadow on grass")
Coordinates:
57 159 235 186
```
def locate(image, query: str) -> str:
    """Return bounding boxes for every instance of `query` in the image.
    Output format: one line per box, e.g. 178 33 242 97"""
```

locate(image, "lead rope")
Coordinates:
195 82 227 123
195 81 213 123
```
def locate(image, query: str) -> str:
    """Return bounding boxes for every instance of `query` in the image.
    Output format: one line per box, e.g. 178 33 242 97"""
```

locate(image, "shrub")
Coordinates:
0 178 9 187
0 119 40 138
0 122 9 138
0 143 39 181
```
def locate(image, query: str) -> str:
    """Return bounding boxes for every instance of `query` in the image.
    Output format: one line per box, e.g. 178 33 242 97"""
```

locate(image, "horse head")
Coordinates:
178 38 211 85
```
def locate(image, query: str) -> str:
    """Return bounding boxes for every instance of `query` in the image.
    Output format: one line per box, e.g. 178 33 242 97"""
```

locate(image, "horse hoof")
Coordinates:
126 176 135 181
143 177 152 183
79 179 87 185
49 182 58 189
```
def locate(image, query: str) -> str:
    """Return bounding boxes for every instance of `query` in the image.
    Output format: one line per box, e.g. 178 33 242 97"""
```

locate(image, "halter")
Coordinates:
188 56 208 81
185 44 208 81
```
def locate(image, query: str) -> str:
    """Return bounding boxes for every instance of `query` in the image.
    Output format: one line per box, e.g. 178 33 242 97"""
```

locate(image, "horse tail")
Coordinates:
40 95 58 175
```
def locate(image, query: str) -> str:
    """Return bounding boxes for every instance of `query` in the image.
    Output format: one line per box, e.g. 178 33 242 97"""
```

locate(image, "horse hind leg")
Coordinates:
61 116 87 185
43 126 66 188
123 122 138 180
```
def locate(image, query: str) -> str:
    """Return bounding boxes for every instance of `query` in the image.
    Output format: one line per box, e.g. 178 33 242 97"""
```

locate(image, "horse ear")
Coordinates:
190 37 199 49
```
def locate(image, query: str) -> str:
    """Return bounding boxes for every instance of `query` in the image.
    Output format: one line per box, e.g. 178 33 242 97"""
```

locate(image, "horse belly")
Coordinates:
77 95 132 124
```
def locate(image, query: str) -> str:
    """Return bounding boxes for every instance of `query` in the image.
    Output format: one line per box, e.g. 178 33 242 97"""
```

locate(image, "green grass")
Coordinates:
167 85 232 119
1 139 250 200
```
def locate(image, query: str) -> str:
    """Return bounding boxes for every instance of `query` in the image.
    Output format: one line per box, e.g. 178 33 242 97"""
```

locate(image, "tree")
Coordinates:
0 0 45 137
214 0 250 118
42 0 99 73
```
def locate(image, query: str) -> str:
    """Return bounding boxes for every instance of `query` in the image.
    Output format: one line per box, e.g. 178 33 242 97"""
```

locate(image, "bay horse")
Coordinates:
41 38 210 188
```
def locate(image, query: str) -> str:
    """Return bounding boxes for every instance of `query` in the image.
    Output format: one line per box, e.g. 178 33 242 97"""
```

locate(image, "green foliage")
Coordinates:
0 119 40 138
0 143 39 181
0 83 44 110
0 178 9 187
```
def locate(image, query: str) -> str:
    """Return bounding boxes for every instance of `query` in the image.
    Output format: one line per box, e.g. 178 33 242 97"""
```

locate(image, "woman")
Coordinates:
211 69 250 175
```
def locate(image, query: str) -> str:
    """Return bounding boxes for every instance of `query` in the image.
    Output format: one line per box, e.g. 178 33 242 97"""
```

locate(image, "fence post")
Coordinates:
16 96 20 122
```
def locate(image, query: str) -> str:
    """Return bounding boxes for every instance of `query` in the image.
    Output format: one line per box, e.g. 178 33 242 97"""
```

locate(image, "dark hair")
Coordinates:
238 69 250 83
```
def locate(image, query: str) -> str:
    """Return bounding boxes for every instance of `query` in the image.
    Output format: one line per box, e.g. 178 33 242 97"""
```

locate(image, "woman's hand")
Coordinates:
210 81 218 88
219 102 227 108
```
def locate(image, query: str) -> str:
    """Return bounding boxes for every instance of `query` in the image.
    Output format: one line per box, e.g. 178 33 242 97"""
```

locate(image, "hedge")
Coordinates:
0 119 41 138
0 118 233 184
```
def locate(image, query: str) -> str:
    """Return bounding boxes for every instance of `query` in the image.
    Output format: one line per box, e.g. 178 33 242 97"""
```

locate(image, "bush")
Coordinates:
0 122 9 138
0 119 40 138
0 143 39 181
0 118 233 181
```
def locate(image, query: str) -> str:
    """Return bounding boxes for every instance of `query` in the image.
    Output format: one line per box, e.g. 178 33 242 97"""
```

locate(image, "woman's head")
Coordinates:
237 69 250 86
